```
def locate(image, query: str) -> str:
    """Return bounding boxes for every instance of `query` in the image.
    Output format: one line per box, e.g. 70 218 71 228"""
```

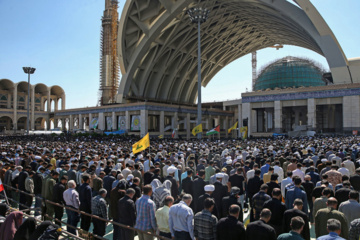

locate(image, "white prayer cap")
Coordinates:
226 159 232 165
110 155 115 159
1 152 6 156
187 148 192 151
138 154 143 159
321 158 328 163
167 166 177 174
35 156 42 160
216 173 224 178
204 185 215 192
226 156 232 160
118 158 124 162
126 174 134 181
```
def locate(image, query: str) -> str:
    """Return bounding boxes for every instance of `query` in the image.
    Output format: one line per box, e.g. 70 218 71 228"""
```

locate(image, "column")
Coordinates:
205 118 209 139
186 113 191 140
224 116 229 138
172 112 178 138
69 115 73 131
140 109 148 137
274 101 282 133
61 94 66 110
242 102 252 136
89 113 93 129
31 86 35 130
238 104 242 138
7 93 11 109
160 111 165 136
79 114 83 129
343 96 360 132
125 111 130 132
98 112 105 130
47 90 51 112
54 98 58 112
13 87 17 131
112 112 116 130
307 98 316 130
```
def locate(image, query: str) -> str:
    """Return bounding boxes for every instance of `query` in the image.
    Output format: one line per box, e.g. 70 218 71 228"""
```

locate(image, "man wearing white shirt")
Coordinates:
246 164 258 182
338 163 350 177
292 163 305 182
281 171 293 197
343 157 355 175
274 161 284 183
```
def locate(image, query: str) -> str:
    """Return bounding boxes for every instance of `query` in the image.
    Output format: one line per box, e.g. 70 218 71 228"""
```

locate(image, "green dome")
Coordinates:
254 56 326 91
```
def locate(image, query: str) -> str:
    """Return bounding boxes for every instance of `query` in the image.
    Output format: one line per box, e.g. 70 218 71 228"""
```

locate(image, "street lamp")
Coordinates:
187 6 210 139
22 67 36 135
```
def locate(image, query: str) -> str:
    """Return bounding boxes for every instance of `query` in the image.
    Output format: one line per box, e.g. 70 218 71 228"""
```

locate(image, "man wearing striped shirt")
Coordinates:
135 185 157 240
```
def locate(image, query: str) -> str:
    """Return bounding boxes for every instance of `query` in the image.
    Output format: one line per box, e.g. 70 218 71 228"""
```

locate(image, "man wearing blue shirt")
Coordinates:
260 159 271 179
169 194 194 240
317 219 346 240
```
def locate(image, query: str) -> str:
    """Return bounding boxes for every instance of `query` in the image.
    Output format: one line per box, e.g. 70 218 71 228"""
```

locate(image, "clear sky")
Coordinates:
0 0 359 109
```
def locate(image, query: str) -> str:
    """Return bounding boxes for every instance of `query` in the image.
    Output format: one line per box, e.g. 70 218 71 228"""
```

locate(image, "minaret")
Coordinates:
99 0 119 105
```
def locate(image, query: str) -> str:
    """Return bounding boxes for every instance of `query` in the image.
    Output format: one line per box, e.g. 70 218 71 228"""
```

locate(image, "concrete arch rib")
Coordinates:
118 0 350 104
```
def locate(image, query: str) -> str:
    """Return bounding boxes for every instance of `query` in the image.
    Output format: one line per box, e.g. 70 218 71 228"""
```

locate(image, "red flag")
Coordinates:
172 129 176 138
0 179 4 192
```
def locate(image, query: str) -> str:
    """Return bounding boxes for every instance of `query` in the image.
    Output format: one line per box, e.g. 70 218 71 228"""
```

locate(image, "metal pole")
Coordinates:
27 73 30 135
197 19 202 139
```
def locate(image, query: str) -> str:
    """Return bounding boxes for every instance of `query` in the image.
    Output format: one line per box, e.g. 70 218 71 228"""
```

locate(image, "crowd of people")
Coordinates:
1 134 360 240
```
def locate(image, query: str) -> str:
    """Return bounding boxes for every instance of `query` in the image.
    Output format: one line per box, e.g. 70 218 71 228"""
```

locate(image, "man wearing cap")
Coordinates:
165 166 179 199
221 187 243 222
212 173 229 218
197 185 217 215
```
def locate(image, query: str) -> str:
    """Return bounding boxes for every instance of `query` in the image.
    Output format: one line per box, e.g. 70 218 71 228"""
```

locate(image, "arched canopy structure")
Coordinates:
117 0 351 104
0 79 14 91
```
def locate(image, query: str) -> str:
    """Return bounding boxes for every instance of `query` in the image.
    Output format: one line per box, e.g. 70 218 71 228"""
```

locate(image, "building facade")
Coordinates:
0 79 65 133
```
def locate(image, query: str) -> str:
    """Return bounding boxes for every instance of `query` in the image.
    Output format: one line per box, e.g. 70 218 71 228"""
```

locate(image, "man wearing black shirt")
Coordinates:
335 180 352 206
143 166 155 185
79 174 92 231
283 199 310 240
266 174 281 197
246 208 276 240
53 176 68 225
216 205 246 240
192 170 206 211
18 166 30 210
263 188 286 236
247 169 263 207
302 175 315 222
350 168 360 191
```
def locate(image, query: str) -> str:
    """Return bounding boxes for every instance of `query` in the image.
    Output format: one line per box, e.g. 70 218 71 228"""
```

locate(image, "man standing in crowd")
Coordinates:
277 216 305 240
79 174 92 232
194 198 218 240
216 204 246 240
53 175 68 225
169 194 194 240
155 196 174 239
117 188 136 240
63 180 80 235
91 188 108 239
135 185 157 240
246 208 277 240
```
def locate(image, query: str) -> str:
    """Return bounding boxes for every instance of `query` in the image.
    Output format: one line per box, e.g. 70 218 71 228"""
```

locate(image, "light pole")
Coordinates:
187 6 210 139
22 67 36 135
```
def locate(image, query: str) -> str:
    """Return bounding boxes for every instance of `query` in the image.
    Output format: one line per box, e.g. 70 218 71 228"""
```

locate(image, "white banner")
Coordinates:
118 116 126 130
106 116 112 131
131 115 141 131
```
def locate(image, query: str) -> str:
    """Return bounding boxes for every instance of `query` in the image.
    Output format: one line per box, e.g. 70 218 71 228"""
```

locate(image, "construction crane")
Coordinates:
251 44 284 91
110 0 119 104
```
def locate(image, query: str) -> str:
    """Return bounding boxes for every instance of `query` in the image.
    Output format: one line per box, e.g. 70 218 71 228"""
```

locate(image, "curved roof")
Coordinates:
117 0 351 104
50 85 64 96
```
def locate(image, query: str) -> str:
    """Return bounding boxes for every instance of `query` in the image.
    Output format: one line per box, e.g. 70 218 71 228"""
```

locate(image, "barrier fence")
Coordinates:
3 184 170 240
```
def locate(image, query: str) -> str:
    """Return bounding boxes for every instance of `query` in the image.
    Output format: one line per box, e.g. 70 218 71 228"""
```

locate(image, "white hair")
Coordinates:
68 180 76 188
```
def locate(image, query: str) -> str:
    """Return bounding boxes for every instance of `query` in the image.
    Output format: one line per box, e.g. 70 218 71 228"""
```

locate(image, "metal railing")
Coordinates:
3 184 170 240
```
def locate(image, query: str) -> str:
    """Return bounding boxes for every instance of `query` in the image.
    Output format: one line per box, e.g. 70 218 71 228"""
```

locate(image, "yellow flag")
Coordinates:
158 135 163 139
192 124 203 136
240 126 248 139
132 133 150 154
228 121 238 134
